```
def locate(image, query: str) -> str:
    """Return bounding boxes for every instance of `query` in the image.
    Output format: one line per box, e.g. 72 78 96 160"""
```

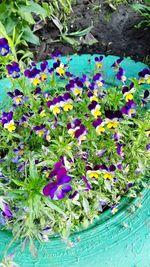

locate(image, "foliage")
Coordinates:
0 0 47 45
132 2 150 27
0 45 150 255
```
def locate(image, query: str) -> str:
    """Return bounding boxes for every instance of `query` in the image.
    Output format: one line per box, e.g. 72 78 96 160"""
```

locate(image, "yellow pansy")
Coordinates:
63 103 73 111
103 172 113 180
107 120 118 129
4 120 16 132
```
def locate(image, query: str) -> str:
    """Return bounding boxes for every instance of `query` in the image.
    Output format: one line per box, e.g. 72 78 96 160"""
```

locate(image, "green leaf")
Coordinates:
61 34 79 46
22 28 40 45
19 11 35 25
20 2 47 18
43 198 66 217
66 25 93 37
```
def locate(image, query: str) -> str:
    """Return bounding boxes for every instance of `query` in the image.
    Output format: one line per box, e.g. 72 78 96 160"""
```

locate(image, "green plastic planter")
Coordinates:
0 55 150 267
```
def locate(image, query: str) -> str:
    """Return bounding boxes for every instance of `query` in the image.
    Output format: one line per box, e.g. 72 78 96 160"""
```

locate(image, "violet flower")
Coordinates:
111 58 123 70
121 100 136 117
116 67 126 83
0 200 13 219
1 111 16 132
117 143 125 158
93 73 104 87
88 101 101 118
6 62 20 78
8 89 24 106
138 68 150 84
92 117 105 134
0 38 10 56
95 56 103 68
43 165 72 200
142 90 149 107
122 82 135 102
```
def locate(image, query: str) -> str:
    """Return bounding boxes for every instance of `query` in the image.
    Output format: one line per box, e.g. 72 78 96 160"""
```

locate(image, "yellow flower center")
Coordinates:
40 110 46 117
104 173 113 180
125 93 133 102
57 185 63 191
53 106 60 115
63 103 73 111
88 171 99 179
121 75 126 82
68 129 75 138
38 130 44 137
146 75 150 84
33 78 41 86
4 120 16 132
128 109 134 116
138 78 145 84
15 96 22 104
96 62 102 68
92 107 101 118
90 96 98 102
107 120 118 129
56 65 65 76
96 126 105 134
41 73 47 81
97 81 103 87
74 88 82 96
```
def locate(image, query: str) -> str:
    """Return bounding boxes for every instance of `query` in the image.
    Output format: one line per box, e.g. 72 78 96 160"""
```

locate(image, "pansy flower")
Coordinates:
61 93 73 111
121 100 136 117
142 90 149 107
96 149 107 157
105 110 122 129
8 89 24 106
6 62 20 78
74 124 88 145
93 73 104 87
86 164 101 179
66 79 83 96
100 164 116 180
88 100 101 118
92 117 105 134
0 38 10 56
87 91 99 102
81 175 92 190
40 61 49 81
51 49 62 60
0 200 13 219
81 74 90 88
56 61 66 76
117 143 125 158
95 56 103 68
122 82 135 102
43 163 72 200
33 124 47 137
138 68 150 84
111 58 123 71
38 108 46 117
24 67 41 86
47 96 63 116
116 67 126 83
67 118 81 138
111 204 118 214
1 111 16 132
146 144 150 153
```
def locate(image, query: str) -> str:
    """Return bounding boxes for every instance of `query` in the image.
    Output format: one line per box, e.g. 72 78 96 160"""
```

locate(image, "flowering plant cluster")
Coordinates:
0 39 150 251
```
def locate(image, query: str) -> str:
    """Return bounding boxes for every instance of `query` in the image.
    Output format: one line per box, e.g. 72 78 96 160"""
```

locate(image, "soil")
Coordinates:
30 0 150 63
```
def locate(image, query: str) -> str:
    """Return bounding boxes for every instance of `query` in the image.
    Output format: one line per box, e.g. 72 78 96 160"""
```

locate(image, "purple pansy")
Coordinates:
93 73 104 87
6 62 20 78
7 89 24 106
138 68 150 84
66 78 83 96
111 58 123 70
142 90 149 106
1 200 13 219
146 144 150 152
43 163 72 200
117 143 125 158
95 56 104 68
105 110 122 129
116 67 126 83
0 38 10 56
88 100 101 118
122 82 135 102
0 111 16 132
81 175 92 190
121 100 136 117
92 117 105 134
33 124 47 137
51 49 62 59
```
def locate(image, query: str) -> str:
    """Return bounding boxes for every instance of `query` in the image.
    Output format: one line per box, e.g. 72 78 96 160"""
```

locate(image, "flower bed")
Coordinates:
0 44 150 266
